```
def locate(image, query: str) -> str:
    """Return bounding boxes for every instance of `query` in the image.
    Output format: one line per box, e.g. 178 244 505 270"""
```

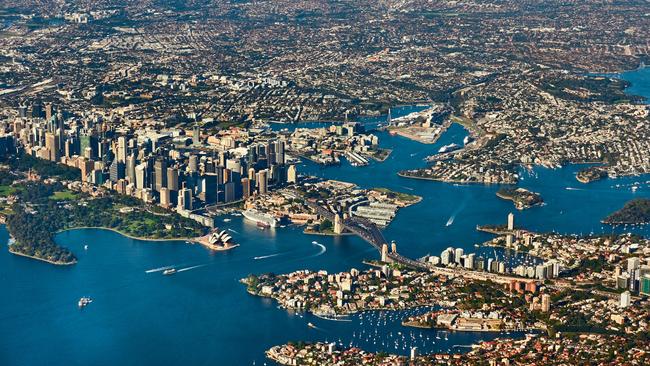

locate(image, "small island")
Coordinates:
496 187 543 210
602 198 650 225
576 166 608 183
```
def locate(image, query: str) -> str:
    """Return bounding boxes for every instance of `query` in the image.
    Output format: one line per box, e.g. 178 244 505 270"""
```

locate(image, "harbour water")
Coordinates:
1 68 649 365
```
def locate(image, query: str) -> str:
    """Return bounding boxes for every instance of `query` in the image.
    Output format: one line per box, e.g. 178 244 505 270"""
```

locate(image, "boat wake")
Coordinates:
227 228 239 234
145 265 176 274
445 195 468 227
176 264 206 273
309 242 327 258
445 215 455 227
307 322 325 331
565 187 582 191
253 253 283 260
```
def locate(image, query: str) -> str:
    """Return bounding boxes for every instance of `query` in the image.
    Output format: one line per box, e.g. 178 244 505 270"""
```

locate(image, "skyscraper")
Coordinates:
287 164 297 184
256 169 268 195
135 163 147 190
224 182 236 203
126 154 137 184
167 167 179 191
177 187 193 211
200 173 218 204
117 136 127 163
507 212 515 231
193 125 201 146
188 154 199 173
154 158 167 192
159 187 171 208
45 132 59 162
241 178 251 199
109 159 125 182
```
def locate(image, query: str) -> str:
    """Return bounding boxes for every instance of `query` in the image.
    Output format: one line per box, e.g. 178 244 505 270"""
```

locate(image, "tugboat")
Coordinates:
162 268 177 275
78 297 92 308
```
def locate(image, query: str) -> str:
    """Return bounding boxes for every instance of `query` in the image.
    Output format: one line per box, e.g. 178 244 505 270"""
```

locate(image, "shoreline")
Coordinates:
8 246 77 266
402 321 543 333
57 226 200 243
397 172 514 185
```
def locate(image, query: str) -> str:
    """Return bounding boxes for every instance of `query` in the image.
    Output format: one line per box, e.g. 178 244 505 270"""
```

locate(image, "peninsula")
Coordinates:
496 187 543 210
603 198 650 225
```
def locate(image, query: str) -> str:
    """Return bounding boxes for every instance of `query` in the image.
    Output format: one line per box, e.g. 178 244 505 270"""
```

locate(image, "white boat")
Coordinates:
78 297 92 307
84 245 88 250
242 209 279 228
162 268 177 275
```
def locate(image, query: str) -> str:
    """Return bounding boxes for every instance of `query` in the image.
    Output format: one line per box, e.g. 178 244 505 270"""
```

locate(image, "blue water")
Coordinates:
2 71 649 365
620 66 650 104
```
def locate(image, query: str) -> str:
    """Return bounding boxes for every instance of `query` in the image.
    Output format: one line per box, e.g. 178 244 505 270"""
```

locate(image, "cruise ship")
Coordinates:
438 143 460 153
242 209 279 228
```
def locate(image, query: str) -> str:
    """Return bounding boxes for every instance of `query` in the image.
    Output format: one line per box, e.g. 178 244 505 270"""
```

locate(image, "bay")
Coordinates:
1 70 649 365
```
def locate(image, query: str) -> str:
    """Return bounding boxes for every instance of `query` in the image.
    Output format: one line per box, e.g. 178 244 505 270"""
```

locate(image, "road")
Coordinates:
307 201 538 283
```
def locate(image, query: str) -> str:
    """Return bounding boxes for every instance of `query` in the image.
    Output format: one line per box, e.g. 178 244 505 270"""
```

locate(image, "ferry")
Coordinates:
243 209 279 228
78 297 92 308
162 268 177 275
307 322 316 329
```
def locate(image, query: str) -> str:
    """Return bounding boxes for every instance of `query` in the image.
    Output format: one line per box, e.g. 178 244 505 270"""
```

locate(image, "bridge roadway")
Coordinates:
307 202 432 270
306 202 538 283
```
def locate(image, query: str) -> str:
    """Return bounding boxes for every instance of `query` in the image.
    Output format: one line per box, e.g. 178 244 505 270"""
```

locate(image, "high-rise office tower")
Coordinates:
159 187 171 208
126 154 137 184
224 182 236 203
177 187 193 211
45 103 54 121
117 136 127 163
154 158 167 192
256 169 268 195
188 154 199 173
45 132 59 162
193 125 201 146
109 159 125 182
287 164 297 184
200 173 218 204
275 140 285 165
167 167 179 191
241 178 251 199
135 163 147 190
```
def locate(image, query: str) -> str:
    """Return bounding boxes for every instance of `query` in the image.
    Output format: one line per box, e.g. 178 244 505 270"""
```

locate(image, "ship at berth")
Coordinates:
242 209 279 228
